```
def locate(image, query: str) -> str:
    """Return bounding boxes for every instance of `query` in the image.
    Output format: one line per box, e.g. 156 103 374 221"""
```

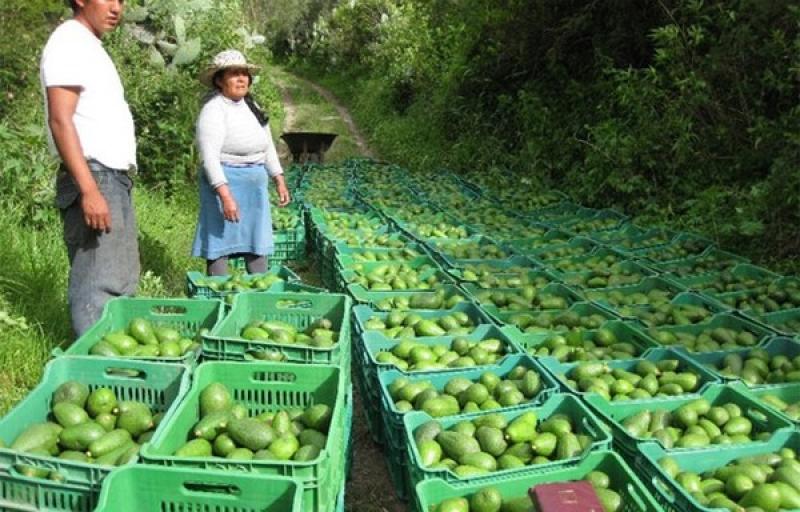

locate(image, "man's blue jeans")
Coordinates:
56 161 140 336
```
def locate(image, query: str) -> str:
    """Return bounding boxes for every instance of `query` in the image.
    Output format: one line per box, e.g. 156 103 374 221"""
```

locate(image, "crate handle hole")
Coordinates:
276 300 313 310
150 305 188 316
652 473 677 503
183 482 241 496
252 371 297 383
105 368 146 380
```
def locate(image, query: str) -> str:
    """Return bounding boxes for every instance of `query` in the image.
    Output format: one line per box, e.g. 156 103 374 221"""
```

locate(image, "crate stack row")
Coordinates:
0 166 353 512
309 158 799 512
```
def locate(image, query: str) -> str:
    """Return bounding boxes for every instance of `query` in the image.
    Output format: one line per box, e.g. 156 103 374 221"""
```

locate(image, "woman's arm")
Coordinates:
264 125 290 206
197 99 239 221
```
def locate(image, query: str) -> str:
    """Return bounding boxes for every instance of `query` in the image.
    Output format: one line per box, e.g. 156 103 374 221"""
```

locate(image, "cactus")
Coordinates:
171 38 202 67
123 6 149 23
148 46 166 68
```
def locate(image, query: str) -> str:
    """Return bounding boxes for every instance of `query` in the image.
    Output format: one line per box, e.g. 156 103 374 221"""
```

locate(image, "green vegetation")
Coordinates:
265 0 799 272
0 0 282 414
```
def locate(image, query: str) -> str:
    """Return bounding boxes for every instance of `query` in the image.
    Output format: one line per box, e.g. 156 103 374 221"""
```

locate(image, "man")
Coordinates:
40 0 139 336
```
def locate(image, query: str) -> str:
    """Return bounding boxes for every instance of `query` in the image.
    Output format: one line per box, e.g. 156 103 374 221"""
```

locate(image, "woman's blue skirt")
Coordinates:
191 163 273 260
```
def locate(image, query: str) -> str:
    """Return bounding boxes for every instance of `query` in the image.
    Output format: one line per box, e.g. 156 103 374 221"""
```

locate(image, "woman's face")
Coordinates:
217 68 251 101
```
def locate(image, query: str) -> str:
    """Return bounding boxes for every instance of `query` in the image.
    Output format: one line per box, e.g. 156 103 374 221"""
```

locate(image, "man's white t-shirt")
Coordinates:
40 19 137 171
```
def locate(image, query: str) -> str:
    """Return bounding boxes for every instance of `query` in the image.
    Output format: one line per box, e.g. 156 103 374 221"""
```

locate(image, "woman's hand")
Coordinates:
274 175 291 207
216 184 240 222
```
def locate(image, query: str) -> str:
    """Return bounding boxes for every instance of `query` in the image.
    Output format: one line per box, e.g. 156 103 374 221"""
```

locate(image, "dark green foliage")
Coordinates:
286 0 799 269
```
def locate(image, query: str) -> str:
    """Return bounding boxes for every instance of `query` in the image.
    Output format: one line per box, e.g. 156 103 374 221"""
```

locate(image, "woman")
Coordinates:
191 50 290 275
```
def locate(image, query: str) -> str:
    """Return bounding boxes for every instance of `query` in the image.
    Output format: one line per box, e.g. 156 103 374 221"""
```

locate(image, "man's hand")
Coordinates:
81 189 111 233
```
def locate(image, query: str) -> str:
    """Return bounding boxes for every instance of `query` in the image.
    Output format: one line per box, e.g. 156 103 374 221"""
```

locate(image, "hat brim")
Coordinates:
199 63 260 87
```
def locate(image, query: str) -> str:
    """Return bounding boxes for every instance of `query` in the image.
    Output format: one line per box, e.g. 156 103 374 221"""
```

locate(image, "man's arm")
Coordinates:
47 86 111 233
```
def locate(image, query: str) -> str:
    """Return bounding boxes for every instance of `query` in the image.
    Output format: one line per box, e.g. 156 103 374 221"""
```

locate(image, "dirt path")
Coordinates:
272 72 375 160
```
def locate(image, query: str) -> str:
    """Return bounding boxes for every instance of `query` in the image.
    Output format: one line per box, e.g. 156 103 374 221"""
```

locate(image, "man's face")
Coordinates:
75 0 124 37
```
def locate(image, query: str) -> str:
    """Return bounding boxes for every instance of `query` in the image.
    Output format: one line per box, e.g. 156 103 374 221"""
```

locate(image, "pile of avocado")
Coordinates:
525 327 644 362
6 380 161 476
647 325 761 352
413 411 593 478
458 265 544 289
345 262 445 291
473 288 571 312
563 266 647 290
555 252 626 274
428 472 623 512
193 271 285 293
759 394 800 421
622 398 771 448
344 247 423 263
533 243 591 261
711 347 800 386
374 336 509 371
372 290 468 311
363 309 481 339
386 365 543 416
716 281 800 314
502 309 608 334
659 448 800 511
568 217 621 234
697 270 777 294
619 302 714 327
173 382 333 461
562 358 702 400
642 238 708 262
240 317 338 349
430 239 508 261
270 204 300 230
89 317 201 359
586 287 675 308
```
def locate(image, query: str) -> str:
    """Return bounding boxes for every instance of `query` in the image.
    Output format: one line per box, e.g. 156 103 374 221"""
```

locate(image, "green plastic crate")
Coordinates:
690 336 798 386
201 292 352 365
541 347 721 402
333 243 429 269
632 233 714 264
528 236 599 263
516 319 660 362
758 307 800 337
637 429 800 512
471 283 585 323
230 222 307 270
558 259 656 288
584 276 688 311
561 208 628 235
443 256 539 282
502 229 575 255
93 467 303 512
343 267 456 302
404 394 612 488
529 202 593 225
351 302 495 341
415 450 663 512
584 384 794 460
378 355 560 458
354 285 468 310
745 380 800 426
493 301 620 334
673 263 780 294
140 361 347 512
53 297 225 364
652 248 748 278
0 357 190 487
710 276 800 317
426 235 512 268
636 311 778 353
0 472 97 512
608 291 729 328
360 324 522 379
185 265 301 299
